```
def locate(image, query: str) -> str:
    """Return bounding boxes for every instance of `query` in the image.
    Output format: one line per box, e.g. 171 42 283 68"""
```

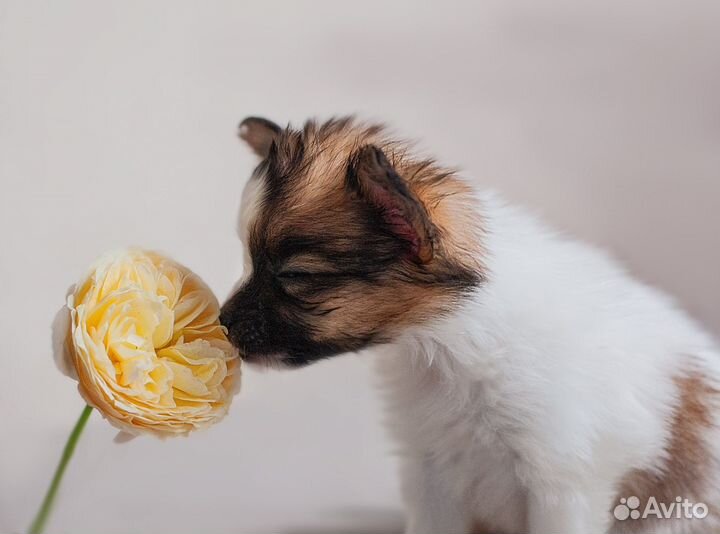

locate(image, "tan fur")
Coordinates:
615 372 718 532
407 160 486 275
308 280 462 341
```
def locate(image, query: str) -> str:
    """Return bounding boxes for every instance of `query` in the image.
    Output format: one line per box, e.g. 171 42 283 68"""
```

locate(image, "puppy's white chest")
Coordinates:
376 347 528 532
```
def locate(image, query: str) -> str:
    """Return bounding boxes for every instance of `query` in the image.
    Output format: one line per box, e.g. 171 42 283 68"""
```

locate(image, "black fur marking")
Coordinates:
219 269 375 366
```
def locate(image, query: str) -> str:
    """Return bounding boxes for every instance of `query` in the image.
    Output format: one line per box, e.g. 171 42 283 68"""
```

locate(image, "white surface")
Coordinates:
1 1 719 533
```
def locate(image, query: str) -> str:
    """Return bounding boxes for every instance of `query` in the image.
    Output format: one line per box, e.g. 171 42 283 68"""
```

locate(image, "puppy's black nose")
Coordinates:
219 306 233 330
219 303 244 351
218 301 239 338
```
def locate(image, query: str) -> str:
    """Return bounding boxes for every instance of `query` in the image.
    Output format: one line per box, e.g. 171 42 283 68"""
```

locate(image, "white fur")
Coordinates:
376 191 720 533
232 174 265 293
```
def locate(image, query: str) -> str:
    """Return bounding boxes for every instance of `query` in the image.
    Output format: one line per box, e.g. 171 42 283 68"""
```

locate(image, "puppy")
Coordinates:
220 116 720 534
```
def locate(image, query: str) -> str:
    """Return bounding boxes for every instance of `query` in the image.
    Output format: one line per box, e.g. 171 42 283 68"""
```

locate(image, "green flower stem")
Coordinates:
29 405 93 534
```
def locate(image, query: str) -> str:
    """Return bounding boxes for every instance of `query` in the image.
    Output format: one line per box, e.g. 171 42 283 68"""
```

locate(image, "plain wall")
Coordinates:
1 1 718 533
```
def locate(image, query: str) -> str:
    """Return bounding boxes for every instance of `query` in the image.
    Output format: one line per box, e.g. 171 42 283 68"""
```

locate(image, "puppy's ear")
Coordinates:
347 145 435 264
238 116 281 158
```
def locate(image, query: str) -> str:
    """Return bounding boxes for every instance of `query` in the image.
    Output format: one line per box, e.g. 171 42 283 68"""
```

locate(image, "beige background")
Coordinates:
1 1 718 533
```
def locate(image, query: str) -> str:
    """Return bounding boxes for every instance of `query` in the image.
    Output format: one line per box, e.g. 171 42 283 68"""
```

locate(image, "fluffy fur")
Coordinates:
378 191 720 533
223 117 720 533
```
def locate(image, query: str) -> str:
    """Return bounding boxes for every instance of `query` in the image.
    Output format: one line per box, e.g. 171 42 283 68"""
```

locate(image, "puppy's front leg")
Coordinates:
401 456 468 534
528 490 591 534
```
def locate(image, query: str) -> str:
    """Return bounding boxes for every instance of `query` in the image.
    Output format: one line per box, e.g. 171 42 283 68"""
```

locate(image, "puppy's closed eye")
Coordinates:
277 270 314 280
278 269 346 280
276 253 348 282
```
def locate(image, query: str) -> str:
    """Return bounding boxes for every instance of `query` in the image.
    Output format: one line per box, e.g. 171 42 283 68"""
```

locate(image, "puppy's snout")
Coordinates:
219 306 233 331
219 302 242 336
220 292 269 355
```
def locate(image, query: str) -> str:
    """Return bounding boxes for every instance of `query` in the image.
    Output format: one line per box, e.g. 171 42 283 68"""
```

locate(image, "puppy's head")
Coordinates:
220 116 484 367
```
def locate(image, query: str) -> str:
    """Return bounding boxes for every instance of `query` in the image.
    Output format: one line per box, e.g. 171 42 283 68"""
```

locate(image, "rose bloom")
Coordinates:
55 249 240 437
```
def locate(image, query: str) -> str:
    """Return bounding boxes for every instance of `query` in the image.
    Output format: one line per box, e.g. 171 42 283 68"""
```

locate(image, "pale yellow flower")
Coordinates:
55 249 240 437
